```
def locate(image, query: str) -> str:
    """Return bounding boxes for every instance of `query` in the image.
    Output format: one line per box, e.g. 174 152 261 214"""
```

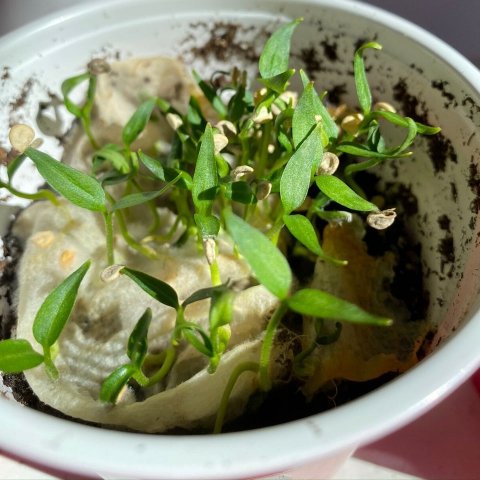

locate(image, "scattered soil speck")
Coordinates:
188 22 264 64
431 80 457 108
427 131 457 174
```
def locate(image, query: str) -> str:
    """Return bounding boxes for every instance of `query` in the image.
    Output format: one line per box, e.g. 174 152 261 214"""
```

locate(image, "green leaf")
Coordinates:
223 181 257 204
280 123 323 214
354 42 382 115
391 117 417 154
192 70 227 118
259 69 296 94
0 339 44 373
93 144 130 174
209 290 234 331
99 171 132 187
61 73 90 118
33 260 91 348
100 364 137 403
182 284 229 308
224 210 292 299
336 143 410 159
287 289 392 326
259 18 302 79
283 214 347 266
294 72 338 146
187 95 207 127
371 110 441 135
122 98 157 148
178 323 213 357
284 214 321 254
121 267 179 310
193 124 218 215
7 152 26 181
194 213 220 238
315 175 378 212
25 148 106 213
111 178 177 211
127 308 152 368
228 83 251 122
164 167 193 190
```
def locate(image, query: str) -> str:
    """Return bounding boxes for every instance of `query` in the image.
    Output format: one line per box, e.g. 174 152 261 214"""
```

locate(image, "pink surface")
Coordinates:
356 370 480 480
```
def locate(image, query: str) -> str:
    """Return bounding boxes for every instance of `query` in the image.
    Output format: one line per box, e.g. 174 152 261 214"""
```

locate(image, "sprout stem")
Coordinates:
145 346 176 387
43 347 59 380
103 212 115 265
259 302 288 391
214 361 259 434
0 181 59 206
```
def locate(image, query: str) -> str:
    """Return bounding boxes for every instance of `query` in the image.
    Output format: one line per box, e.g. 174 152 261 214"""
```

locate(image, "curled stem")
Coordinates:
145 346 176 387
214 361 259 434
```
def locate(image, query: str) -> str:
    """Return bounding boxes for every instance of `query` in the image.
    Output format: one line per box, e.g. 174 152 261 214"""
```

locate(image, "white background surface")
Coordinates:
0 1 478 479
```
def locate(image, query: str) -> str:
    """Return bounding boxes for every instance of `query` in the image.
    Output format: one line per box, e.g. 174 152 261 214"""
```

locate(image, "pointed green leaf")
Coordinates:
25 148 106 212
371 110 441 135
192 70 227 118
0 339 44 373
354 41 382 115
294 72 338 146
193 124 218 215
93 144 130 174
280 123 323 214
121 267 179 310
111 178 177 211
315 175 378 212
209 290 234 331
259 69 296 94
164 167 193 190
33 260 91 348
100 364 137 403
287 288 392 326
178 323 214 357
122 98 157 148
224 210 292 299
259 18 302 79
391 117 417 154
127 308 152 368
336 143 410 159
283 214 347 266
182 284 229 308
61 73 90 118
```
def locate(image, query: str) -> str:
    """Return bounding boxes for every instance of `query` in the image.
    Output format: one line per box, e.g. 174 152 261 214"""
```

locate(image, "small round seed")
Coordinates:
374 101 396 113
101 264 125 283
341 113 364 135
231 165 254 181
317 152 340 176
9 124 35 153
256 181 272 201
213 133 229 154
166 113 183 131
252 107 273 124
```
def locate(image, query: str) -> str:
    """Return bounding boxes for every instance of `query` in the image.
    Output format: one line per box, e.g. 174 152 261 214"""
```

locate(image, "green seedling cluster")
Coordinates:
0 18 439 432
